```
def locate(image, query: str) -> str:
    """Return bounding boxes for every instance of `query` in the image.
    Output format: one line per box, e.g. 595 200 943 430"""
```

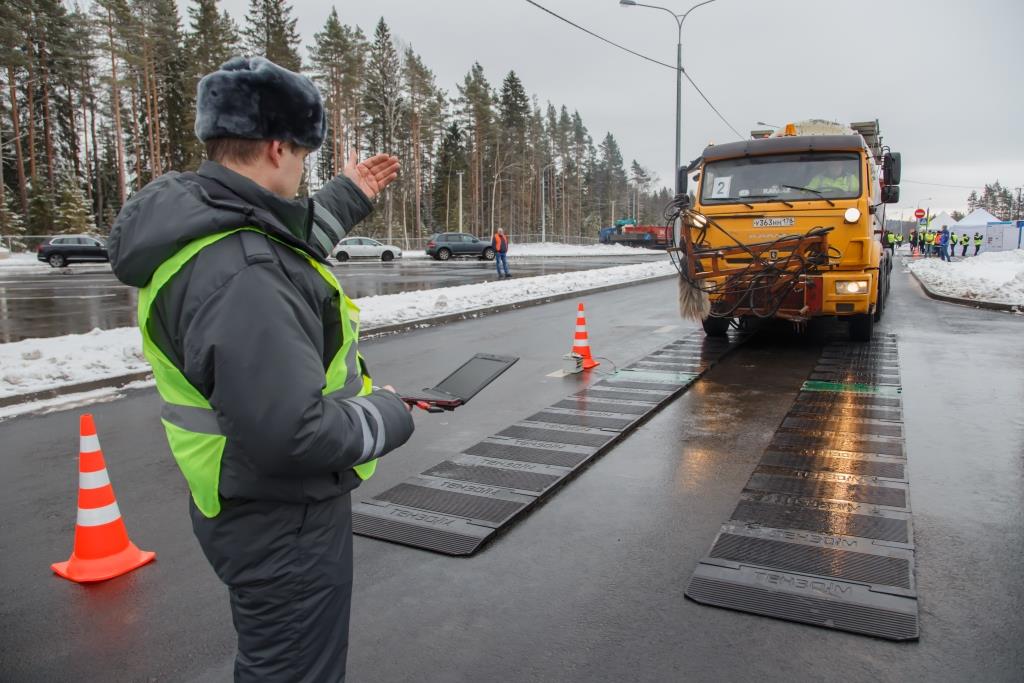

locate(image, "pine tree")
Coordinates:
309 8 367 184
27 179 58 234
456 63 494 234
966 190 978 212
402 47 445 239
56 173 96 233
188 0 241 75
363 18 403 242
0 189 28 247
432 122 467 230
243 0 301 72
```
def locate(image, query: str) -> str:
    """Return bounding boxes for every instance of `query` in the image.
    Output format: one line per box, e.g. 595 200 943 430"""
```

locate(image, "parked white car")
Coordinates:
332 237 402 262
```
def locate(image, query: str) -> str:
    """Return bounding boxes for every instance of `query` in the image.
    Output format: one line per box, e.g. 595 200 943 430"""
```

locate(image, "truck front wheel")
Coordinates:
702 316 731 337
849 313 874 342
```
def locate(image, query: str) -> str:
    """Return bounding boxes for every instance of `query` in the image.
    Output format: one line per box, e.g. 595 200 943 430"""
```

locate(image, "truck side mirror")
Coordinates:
881 185 900 204
883 152 902 185
677 166 688 195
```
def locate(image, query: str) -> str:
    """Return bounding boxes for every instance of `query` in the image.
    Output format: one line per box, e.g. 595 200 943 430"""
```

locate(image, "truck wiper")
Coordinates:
742 194 795 208
781 185 835 207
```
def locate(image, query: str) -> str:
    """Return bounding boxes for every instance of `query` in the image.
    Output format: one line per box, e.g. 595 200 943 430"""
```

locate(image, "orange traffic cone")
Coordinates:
571 302 600 370
51 414 155 583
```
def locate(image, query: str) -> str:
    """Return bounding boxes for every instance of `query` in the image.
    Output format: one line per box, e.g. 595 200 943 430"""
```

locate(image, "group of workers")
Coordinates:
890 227 984 260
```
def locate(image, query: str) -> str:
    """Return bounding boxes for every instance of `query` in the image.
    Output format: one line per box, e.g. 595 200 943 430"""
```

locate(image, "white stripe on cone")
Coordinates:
79 469 111 490
575 326 588 334
77 501 122 527
80 434 101 453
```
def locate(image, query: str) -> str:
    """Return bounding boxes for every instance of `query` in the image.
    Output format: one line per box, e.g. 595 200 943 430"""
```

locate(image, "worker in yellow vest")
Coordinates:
108 57 415 681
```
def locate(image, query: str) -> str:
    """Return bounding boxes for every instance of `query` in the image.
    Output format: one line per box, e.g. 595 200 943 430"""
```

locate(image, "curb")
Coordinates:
0 370 154 409
1 272 676 408
907 268 1020 312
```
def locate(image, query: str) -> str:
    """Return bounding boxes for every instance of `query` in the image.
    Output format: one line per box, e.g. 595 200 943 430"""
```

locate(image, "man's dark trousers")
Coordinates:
191 494 354 682
495 251 509 276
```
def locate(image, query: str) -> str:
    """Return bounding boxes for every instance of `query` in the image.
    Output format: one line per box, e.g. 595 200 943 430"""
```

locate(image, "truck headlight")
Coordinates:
844 207 861 223
835 280 868 294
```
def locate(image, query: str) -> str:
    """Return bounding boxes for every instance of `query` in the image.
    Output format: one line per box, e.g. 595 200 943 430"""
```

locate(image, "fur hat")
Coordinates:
195 56 327 151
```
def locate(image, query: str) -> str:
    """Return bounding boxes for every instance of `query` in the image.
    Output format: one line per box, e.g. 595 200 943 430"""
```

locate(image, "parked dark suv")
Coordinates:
37 235 109 267
425 232 495 261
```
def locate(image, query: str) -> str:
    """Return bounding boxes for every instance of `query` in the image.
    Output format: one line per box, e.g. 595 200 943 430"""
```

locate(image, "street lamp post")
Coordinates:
620 0 717 194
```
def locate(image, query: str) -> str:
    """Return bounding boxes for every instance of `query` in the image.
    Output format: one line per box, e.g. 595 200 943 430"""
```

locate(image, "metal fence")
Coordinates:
1 232 602 254
1 235 62 253
366 232 600 251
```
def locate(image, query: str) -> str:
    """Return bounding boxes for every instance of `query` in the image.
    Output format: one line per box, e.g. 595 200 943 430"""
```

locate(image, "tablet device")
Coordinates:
401 353 518 409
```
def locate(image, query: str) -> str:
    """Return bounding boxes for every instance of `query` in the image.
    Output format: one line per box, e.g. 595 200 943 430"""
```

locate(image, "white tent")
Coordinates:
956 208 1000 228
929 211 957 231
956 209 1018 253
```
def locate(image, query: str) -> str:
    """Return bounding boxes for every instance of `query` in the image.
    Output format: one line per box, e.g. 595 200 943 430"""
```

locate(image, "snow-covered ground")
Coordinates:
907 249 1024 306
0 258 675 416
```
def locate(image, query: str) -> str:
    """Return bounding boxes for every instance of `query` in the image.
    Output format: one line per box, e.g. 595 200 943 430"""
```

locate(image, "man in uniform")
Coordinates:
107 57 415 681
949 230 958 259
960 231 970 257
807 159 858 194
974 231 984 256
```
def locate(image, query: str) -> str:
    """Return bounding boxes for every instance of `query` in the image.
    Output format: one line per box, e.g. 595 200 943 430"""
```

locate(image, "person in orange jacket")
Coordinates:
492 227 511 278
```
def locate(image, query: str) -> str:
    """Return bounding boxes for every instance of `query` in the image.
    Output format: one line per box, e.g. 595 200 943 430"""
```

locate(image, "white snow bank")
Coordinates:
0 327 149 399
0 259 675 402
356 259 674 328
908 249 1024 306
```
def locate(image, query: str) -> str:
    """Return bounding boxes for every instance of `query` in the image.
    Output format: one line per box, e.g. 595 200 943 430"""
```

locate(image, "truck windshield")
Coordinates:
700 152 861 205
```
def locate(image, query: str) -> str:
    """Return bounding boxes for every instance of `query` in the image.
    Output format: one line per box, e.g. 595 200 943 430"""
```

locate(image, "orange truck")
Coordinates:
676 119 901 341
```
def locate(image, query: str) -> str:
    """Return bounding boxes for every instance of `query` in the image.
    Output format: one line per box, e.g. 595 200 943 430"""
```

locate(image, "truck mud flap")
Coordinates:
686 333 920 641
353 334 741 555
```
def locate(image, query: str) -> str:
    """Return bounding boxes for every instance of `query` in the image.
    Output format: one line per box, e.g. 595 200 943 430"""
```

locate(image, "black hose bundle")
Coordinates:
661 193 836 321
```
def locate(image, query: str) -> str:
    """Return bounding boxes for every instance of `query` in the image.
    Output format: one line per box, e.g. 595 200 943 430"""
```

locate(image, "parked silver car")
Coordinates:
332 237 403 262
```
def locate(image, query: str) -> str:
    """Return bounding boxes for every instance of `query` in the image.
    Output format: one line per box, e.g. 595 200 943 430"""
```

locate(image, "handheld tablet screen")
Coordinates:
433 355 516 402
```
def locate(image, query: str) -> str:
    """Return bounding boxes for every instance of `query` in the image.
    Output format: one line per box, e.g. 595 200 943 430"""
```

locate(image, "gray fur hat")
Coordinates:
195 56 327 150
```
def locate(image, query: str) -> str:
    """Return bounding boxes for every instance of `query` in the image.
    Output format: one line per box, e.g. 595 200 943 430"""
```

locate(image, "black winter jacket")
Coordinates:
109 161 414 504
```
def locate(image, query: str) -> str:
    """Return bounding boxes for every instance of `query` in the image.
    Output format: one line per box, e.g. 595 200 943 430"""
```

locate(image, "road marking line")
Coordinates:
654 325 678 333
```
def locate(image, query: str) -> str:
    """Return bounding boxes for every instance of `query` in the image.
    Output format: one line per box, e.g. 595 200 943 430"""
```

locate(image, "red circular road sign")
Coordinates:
914 208 926 219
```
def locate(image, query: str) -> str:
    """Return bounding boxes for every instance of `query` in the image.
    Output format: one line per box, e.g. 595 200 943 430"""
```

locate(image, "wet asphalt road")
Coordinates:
1 265 1021 682
0 254 662 343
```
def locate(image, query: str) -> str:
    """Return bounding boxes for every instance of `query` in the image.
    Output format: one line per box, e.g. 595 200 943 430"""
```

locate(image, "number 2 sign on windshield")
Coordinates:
711 176 732 198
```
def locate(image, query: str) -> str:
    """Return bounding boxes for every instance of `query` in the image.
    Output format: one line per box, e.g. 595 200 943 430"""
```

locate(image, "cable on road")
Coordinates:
522 0 745 140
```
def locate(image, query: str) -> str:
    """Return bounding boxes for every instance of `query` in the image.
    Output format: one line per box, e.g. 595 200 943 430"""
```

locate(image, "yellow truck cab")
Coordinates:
687 119 900 341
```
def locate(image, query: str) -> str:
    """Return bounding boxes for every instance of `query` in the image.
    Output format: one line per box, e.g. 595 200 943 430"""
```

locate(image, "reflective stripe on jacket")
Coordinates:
138 227 376 518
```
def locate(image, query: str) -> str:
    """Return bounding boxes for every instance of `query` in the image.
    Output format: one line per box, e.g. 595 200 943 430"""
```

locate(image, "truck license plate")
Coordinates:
753 217 795 227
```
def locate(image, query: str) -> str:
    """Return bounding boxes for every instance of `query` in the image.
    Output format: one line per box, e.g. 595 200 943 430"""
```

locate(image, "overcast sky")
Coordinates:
201 0 1023 215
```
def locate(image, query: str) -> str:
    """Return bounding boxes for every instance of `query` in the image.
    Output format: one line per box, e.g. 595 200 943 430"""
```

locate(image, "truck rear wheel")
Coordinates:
702 316 731 337
849 313 873 342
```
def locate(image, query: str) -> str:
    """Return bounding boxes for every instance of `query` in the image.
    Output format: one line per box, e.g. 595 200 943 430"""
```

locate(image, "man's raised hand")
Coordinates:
343 149 399 200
